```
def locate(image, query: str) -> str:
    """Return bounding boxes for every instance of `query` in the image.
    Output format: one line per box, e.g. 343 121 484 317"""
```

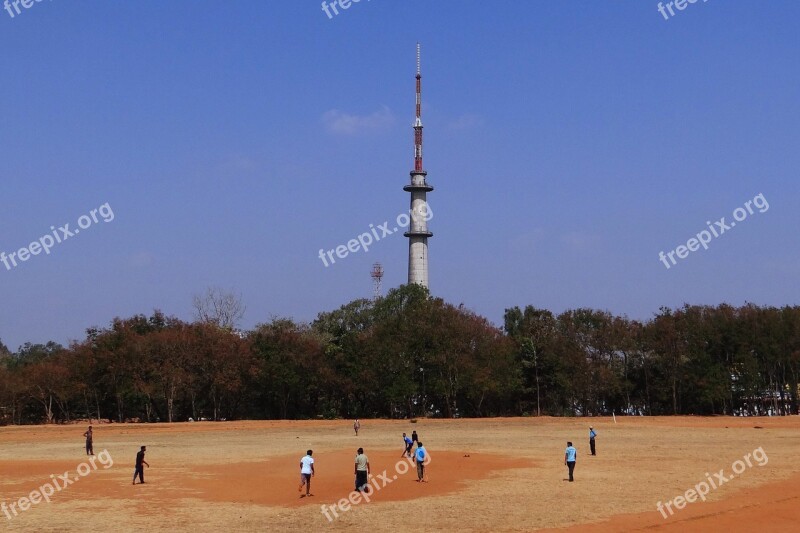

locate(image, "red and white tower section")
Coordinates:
404 43 433 288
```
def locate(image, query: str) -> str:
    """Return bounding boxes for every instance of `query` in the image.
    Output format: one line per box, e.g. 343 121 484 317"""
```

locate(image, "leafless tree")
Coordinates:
192 287 246 330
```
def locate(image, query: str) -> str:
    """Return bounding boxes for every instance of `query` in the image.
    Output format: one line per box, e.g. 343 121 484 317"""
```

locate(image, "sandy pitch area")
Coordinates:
1 416 799 532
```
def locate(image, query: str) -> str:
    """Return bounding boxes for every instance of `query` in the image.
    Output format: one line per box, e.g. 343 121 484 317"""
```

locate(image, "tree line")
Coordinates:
1 285 798 424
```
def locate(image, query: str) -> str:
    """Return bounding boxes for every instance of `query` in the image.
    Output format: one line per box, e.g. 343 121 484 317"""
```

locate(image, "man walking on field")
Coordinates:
298 449 315 497
354 447 370 492
565 441 577 482
414 441 428 482
132 446 149 485
589 426 597 456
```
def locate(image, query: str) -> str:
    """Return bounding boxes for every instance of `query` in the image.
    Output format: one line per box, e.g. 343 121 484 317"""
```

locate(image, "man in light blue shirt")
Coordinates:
589 427 597 456
564 441 577 482
414 441 428 482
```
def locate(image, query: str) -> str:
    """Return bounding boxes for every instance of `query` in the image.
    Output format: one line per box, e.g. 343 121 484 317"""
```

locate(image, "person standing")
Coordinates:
565 441 577 482
298 449 315 497
402 432 413 458
83 426 94 456
414 441 427 482
132 446 149 485
589 426 597 456
354 447 370 492
411 430 418 444
354 419 360 436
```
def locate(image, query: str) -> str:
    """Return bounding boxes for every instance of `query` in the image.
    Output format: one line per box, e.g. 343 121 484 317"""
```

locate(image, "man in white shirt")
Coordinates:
354 447 370 492
298 449 315 497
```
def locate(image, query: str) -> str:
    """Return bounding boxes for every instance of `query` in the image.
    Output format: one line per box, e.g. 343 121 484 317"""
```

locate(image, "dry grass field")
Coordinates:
1 417 799 532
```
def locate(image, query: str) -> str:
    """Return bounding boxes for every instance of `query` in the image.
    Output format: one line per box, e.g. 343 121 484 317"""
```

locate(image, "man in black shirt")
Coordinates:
132 446 149 485
83 426 94 456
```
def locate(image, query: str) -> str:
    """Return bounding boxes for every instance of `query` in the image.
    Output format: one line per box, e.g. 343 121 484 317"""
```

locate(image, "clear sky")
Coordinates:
1 0 798 350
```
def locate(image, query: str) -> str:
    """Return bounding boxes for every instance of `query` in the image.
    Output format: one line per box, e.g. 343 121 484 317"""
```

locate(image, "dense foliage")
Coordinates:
1 286 798 424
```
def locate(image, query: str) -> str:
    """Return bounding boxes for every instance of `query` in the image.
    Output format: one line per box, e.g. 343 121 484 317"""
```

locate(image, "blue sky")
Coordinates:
1 1 798 350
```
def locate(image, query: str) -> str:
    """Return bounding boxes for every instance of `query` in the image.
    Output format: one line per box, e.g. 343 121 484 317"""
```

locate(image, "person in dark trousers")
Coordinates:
565 441 577 482
402 433 413 458
414 441 427 482
132 446 149 485
589 426 597 456
411 430 418 444
83 426 94 456
298 449 315 497
354 447 370 492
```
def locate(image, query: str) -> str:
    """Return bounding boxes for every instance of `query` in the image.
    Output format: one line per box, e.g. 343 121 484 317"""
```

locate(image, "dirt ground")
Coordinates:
1 416 798 532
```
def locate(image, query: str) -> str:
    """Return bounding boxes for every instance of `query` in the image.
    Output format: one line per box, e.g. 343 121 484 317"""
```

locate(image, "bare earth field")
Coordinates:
1 416 799 532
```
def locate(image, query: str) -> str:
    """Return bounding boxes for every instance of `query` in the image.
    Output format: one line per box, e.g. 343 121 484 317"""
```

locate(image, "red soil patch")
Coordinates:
184 450 529 507
0 450 529 512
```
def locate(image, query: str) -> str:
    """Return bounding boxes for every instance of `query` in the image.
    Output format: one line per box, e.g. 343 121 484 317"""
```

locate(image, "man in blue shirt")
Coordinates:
402 432 413 458
414 441 427 482
589 426 597 456
564 441 577 482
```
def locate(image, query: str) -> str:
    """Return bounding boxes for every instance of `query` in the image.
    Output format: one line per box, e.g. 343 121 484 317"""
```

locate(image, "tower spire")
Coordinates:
404 43 433 289
414 43 424 173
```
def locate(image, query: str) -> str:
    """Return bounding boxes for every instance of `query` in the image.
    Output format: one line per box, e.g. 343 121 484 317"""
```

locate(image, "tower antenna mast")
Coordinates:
404 43 434 288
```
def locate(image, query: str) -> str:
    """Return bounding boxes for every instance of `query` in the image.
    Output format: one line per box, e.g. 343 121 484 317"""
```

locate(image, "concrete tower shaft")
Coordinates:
404 43 433 288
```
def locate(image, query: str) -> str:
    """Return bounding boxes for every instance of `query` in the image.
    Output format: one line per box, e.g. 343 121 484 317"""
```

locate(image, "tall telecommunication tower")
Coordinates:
404 43 433 288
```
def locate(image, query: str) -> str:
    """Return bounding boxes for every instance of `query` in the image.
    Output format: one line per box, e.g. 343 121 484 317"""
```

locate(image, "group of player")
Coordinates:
81 420 584 497
402 431 428 481
563 426 597 482
296 422 429 498
81 425 149 485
